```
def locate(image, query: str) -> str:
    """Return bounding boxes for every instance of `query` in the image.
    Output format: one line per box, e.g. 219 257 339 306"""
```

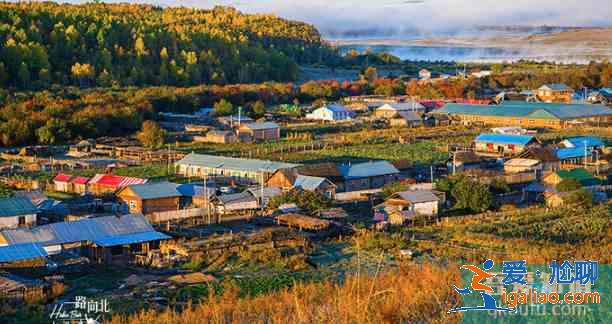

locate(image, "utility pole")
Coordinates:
452 151 457 175
238 106 242 128
260 170 265 217
584 139 588 169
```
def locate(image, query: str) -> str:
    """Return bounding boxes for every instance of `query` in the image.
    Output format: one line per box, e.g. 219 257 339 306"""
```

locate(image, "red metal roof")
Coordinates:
88 174 147 188
53 173 72 182
71 176 90 185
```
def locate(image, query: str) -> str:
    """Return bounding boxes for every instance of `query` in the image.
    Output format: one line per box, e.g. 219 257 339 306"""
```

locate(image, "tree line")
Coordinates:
0 2 336 90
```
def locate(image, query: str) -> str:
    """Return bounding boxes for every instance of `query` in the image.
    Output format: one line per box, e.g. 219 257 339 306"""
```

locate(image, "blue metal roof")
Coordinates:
0 197 38 218
565 137 604 148
294 175 328 191
176 153 299 173
93 231 170 247
475 133 535 146
324 104 349 113
339 161 400 179
1 214 169 246
0 243 48 263
555 147 591 160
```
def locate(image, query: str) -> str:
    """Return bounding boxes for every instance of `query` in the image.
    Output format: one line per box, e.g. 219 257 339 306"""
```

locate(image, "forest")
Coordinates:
0 2 336 90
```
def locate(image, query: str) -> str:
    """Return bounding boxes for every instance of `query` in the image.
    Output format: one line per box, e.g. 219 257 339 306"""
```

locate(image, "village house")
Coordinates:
555 137 605 167
389 111 423 128
0 243 48 269
238 122 280 142
305 104 352 121
175 153 299 184
536 84 574 103
473 133 540 156
266 169 336 199
53 173 72 193
542 168 601 188
374 190 443 225
213 191 259 216
504 158 542 175
0 214 170 265
0 197 38 230
374 102 426 118
217 115 254 127
447 151 486 173
194 130 237 144
117 182 183 215
339 161 402 192
518 146 561 171
87 174 147 196
435 101 612 129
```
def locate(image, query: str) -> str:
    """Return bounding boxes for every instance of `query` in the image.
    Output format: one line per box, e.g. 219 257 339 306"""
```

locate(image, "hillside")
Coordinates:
0 2 335 90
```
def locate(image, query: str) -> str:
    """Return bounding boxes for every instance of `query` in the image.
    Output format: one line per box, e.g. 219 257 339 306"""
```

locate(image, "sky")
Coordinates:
54 1 612 36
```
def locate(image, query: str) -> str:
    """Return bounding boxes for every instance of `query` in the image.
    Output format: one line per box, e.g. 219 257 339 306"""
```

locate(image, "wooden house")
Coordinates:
389 111 423 128
71 176 90 194
504 158 542 174
519 147 561 171
536 84 574 103
195 130 236 144
339 161 402 192
266 169 336 199
238 122 280 142
473 133 539 156
116 182 182 215
0 197 38 230
53 174 72 193
381 190 443 217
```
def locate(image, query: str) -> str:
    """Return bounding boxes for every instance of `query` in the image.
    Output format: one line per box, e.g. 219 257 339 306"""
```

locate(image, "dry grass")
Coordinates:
110 263 461 324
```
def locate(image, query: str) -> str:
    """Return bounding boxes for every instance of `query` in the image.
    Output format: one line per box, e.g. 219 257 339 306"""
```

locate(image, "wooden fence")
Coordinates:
148 208 207 224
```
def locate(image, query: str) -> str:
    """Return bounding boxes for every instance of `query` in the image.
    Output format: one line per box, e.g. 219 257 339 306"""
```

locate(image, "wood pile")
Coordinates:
276 213 331 231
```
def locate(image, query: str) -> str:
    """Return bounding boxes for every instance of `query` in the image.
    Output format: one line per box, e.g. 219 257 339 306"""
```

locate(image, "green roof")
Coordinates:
556 169 600 187
437 101 612 120
0 197 38 217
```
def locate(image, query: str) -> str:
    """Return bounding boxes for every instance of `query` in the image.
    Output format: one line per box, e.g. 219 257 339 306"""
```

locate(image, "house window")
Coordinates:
129 200 137 210
18 216 26 226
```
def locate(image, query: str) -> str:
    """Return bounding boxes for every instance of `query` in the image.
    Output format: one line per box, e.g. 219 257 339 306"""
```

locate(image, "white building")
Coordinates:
306 104 352 121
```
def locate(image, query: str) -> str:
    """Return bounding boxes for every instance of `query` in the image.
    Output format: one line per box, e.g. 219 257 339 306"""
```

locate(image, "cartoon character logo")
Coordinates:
448 259 515 313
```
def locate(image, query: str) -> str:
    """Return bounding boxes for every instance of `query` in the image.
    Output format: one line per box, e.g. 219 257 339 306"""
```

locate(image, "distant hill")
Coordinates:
0 2 337 90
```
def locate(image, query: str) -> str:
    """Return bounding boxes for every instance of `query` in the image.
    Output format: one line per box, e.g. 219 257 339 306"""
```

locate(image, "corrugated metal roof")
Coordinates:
247 187 282 199
293 175 327 191
437 101 612 119
555 147 590 160
71 176 90 185
475 133 535 146
0 214 167 246
378 102 425 111
396 111 422 121
88 174 147 188
218 191 257 205
176 153 299 173
241 122 279 130
554 169 600 186
540 83 572 91
396 190 440 203
564 137 604 148
0 243 48 263
125 182 182 200
324 104 349 113
339 161 400 179
93 231 170 247
0 197 38 218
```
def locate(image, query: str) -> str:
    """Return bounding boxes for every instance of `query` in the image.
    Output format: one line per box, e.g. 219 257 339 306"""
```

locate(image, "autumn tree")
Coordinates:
137 120 166 149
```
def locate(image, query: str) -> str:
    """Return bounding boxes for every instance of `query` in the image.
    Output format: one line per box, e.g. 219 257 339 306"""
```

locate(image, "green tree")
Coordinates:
268 189 332 214
252 101 266 118
17 62 30 89
563 189 593 207
37 118 71 144
213 99 234 116
137 120 166 149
